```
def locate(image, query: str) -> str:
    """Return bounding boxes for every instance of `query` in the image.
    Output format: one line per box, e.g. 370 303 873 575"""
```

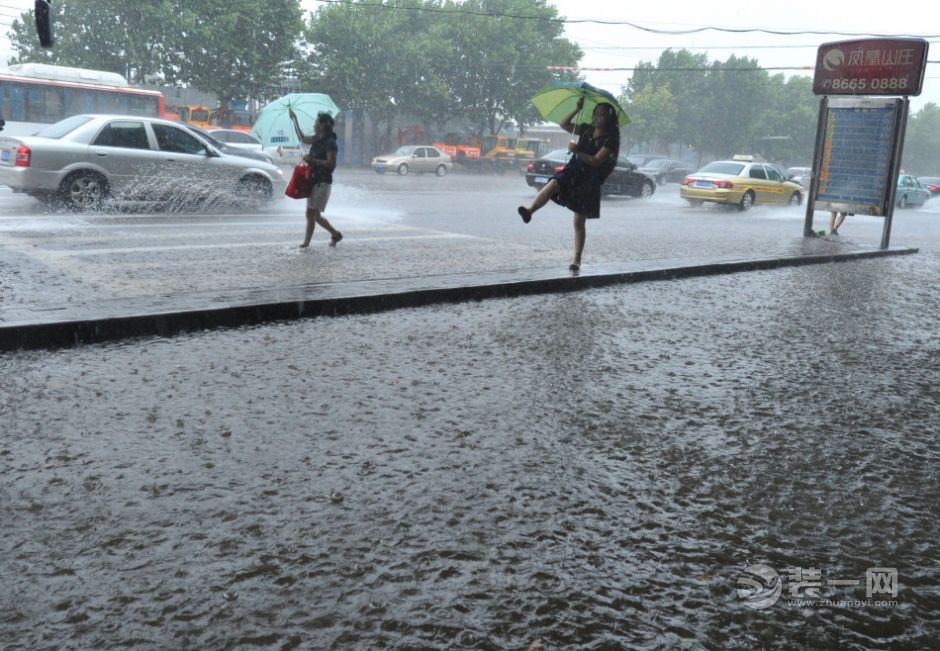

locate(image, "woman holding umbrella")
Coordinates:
289 108 343 249
518 90 622 271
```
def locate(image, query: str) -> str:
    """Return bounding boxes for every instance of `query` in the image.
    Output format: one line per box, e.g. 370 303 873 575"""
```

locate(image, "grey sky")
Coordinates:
2 0 937 109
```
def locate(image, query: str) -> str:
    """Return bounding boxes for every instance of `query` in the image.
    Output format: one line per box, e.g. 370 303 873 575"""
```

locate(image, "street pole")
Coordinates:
880 98 909 250
804 97 828 238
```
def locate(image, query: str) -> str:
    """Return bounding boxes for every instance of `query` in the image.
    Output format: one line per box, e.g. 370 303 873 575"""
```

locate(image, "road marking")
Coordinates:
26 233 484 257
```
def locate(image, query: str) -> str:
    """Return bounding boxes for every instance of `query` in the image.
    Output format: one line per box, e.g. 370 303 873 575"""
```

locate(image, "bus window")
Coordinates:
44 86 64 122
25 86 44 121
191 108 210 123
127 94 159 117
6 82 24 120
100 92 122 114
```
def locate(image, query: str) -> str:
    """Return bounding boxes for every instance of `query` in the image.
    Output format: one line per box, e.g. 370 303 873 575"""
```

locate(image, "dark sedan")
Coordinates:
525 149 657 199
638 158 694 185
917 176 940 198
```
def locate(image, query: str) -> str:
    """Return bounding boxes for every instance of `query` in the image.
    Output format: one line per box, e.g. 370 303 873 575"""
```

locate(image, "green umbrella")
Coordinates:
251 93 341 149
530 81 629 128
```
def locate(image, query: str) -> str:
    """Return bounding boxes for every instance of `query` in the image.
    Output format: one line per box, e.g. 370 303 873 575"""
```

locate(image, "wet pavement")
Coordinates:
3 243 940 649
2 169 937 312
2 171 940 649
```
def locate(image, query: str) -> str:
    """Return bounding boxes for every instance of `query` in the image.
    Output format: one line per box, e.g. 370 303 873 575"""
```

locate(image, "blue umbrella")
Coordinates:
251 93 341 149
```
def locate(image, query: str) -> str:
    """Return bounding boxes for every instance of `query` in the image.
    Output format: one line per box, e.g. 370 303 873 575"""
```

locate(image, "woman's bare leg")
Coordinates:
572 212 587 267
833 212 847 233
300 208 316 247
519 179 559 223
529 179 558 214
829 211 837 234
314 211 338 237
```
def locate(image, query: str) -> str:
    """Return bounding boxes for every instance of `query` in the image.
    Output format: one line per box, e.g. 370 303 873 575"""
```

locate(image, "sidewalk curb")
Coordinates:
0 246 918 351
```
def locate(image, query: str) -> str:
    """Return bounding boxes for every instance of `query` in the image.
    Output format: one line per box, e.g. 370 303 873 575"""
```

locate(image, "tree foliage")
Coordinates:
621 49 818 165
7 0 303 104
903 103 940 175
7 1 177 81
171 0 303 106
300 0 581 135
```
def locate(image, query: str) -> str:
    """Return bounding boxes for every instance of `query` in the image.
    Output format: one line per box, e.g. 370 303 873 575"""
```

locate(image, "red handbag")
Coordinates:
285 164 314 199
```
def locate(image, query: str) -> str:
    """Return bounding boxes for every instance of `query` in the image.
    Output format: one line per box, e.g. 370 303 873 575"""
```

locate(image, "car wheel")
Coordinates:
686 199 704 207
236 175 273 206
60 170 108 211
738 190 755 211
436 164 447 177
397 163 409 176
788 192 802 206
899 194 908 208
639 181 654 199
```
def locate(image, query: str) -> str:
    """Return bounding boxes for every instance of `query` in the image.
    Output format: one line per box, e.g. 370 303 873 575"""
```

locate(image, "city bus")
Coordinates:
0 63 176 137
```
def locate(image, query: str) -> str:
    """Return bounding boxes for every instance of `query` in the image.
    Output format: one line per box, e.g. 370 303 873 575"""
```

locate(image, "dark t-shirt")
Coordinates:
309 133 338 185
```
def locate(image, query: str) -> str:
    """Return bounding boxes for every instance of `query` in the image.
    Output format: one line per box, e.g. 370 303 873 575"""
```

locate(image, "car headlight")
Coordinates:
276 168 284 177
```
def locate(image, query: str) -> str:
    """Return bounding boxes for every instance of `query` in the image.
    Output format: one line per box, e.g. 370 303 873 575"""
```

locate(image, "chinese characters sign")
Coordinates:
814 98 901 216
814 38 929 96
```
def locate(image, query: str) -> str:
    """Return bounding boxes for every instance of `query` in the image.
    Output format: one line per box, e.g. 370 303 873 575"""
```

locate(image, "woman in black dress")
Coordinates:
518 97 620 271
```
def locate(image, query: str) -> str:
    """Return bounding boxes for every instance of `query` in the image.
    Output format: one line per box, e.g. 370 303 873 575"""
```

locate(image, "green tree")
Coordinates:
623 84 677 152
624 49 710 151
903 103 940 175
7 1 177 81
171 0 304 108
438 0 581 135
299 0 581 139
8 0 303 106
300 0 454 139
697 55 770 159
752 75 817 165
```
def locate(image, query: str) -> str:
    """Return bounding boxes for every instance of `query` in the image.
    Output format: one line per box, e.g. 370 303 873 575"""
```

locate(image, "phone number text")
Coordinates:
821 77 910 91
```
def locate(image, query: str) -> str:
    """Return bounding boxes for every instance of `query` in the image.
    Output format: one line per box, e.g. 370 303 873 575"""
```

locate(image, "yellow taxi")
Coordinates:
680 155 803 211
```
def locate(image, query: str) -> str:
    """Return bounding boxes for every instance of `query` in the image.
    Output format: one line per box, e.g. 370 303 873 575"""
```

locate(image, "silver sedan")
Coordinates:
0 114 286 209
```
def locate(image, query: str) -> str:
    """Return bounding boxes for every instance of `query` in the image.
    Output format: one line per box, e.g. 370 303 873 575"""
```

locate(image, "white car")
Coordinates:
209 128 265 153
0 114 286 209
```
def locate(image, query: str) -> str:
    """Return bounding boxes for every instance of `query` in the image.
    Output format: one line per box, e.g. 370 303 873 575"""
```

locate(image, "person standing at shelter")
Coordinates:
517 96 619 271
289 109 343 249
829 210 849 235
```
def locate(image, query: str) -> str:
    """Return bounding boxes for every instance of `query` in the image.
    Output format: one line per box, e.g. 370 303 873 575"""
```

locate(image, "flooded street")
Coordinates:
3 239 940 648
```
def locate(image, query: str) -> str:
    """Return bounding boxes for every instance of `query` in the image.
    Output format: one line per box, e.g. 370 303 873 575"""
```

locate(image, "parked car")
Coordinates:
916 176 940 198
896 174 931 208
786 166 813 187
0 114 286 209
680 157 803 210
209 128 265 153
627 153 667 168
184 125 276 165
637 158 694 185
372 145 452 176
525 149 657 199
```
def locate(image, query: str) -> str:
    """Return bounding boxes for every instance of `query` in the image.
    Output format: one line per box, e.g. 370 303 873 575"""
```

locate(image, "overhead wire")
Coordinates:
308 0 940 38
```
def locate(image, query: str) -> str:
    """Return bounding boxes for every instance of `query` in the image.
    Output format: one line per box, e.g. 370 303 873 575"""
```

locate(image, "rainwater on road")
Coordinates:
2 172 940 649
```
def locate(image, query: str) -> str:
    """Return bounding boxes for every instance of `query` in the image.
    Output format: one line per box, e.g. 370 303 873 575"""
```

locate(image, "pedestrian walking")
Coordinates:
829 210 849 235
289 109 343 249
517 96 620 271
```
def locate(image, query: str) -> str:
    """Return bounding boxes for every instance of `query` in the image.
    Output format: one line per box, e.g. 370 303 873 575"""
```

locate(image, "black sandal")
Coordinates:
330 231 343 246
569 263 580 272
517 206 532 224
